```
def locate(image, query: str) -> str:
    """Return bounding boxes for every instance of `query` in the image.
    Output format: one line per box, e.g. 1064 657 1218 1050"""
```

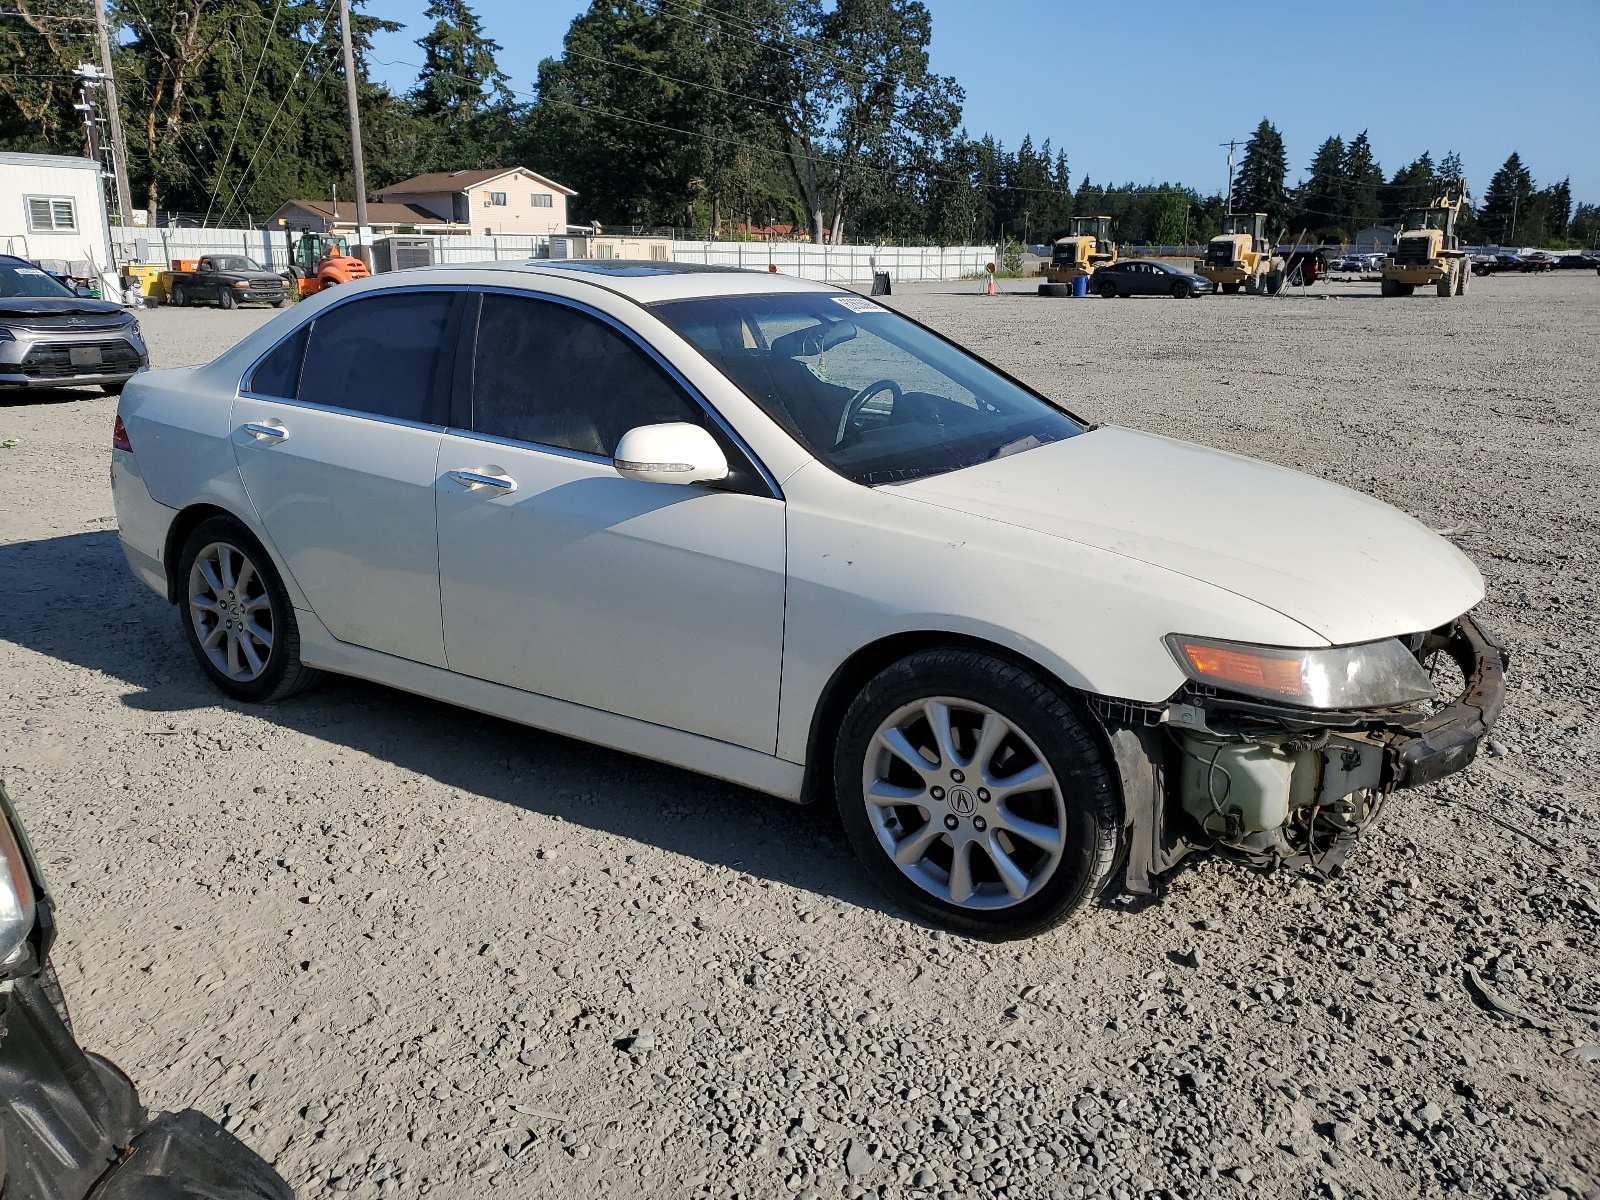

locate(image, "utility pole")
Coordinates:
338 0 369 239
1221 139 1239 216
91 0 133 226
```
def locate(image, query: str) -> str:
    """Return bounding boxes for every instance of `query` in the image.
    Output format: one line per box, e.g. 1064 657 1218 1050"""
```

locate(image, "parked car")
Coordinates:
0 781 293 1198
111 261 1505 939
1517 251 1559 272
1553 252 1600 269
1091 259 1215 298
0 254 148 395
165 255 289 309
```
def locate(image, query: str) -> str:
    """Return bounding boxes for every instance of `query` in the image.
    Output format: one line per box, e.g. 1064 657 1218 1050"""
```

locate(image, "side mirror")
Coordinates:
613 422 728 486
73 285 93 298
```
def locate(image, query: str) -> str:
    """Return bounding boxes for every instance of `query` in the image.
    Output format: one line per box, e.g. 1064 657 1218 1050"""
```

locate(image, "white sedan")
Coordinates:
111 261 1506 939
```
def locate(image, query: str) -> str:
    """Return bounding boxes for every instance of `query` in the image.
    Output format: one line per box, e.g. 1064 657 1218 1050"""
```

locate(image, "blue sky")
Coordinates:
368 0 1600 204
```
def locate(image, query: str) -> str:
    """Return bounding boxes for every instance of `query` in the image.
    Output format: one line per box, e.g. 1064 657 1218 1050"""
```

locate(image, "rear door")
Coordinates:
231 290 459 667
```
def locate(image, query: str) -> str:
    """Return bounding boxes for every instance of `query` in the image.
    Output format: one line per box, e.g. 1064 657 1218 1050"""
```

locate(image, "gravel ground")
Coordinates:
1 273 1597 1200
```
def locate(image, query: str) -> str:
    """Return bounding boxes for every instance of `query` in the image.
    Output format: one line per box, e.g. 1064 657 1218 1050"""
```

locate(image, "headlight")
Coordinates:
1165 633 1435 710
234 281 250 289
0 805 37 967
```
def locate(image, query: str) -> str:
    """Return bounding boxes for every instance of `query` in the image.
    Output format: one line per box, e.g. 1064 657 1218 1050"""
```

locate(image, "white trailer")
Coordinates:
0 151 121 301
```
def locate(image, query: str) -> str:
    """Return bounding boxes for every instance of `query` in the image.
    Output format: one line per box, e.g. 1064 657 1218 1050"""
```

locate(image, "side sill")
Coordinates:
296 609 806 803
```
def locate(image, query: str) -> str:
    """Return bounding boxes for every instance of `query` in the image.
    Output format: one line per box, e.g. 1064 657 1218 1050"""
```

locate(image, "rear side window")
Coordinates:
297 292 454 423
247 325 309 398
470 293 703 457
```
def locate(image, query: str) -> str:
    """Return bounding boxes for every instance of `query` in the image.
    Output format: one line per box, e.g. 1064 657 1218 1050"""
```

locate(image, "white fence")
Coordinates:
111 226 996 283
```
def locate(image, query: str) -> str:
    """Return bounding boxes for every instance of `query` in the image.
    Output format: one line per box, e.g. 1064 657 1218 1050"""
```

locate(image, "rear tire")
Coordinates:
170 284 188 308
176 516 323 703
833 648 1120 940
1381 277 1399 297
1456 262 1469 295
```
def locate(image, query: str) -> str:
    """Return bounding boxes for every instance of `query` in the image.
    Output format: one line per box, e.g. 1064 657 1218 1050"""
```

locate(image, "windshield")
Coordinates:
0 262 73 299
653 293 1084 486
209 256 264 271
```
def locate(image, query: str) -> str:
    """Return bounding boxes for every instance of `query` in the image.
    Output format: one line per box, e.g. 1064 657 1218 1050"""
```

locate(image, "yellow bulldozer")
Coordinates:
1044 216 1116 282
1196 213 1284 294
1381 178 1469 298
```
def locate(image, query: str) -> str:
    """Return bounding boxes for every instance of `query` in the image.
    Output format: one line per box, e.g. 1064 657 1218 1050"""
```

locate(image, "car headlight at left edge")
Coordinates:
0 800 37 967
1165 633 1436 710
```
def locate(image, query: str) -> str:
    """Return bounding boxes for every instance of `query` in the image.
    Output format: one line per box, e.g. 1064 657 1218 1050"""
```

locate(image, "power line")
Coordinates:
203 0 287 226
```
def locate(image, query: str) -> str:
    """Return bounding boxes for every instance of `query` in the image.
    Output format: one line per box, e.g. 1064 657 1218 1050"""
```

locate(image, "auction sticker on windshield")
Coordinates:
833 295 887 314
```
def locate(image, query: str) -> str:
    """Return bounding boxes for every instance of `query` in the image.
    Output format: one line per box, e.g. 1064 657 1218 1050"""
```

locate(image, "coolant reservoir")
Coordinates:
1179 736 1294 835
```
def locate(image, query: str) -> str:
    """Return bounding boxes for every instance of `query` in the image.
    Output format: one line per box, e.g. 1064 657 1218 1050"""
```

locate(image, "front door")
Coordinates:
232 290 458 667
436 292 786 753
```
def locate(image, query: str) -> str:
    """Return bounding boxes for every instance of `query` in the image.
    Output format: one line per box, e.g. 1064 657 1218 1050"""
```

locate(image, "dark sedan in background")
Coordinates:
0 255 148 395
1092 258 1215 298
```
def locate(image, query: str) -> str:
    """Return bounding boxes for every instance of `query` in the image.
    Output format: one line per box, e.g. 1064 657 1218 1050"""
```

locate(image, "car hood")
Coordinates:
0 297 125 319
895 426 1484 646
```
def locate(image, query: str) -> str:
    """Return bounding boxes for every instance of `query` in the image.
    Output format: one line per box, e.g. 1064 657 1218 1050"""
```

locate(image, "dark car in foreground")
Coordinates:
0 256 148 395
166 256 289 310
1092 258 1215 298
0 781 293 1199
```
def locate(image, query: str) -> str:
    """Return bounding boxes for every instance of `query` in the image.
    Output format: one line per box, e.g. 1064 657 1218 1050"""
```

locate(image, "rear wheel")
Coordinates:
833 648 1120 940
170 283 188 307
217 287 235 310
1456 261 1469 295
1097 280 1118 299
177 516 322 703
1381 277 1399 297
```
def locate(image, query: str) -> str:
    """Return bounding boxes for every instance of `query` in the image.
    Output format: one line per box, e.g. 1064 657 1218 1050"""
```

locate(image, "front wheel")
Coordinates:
1170 280 1190 299
1097 280 1118 299
833 649 1120 940
217 288 235 310
176 516 322 702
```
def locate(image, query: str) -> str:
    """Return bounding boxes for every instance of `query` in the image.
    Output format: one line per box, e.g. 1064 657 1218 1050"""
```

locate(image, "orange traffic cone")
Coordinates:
985 265 997 296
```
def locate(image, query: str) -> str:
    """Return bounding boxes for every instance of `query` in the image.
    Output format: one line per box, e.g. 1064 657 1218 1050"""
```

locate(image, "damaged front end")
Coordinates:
1094 614 1509 894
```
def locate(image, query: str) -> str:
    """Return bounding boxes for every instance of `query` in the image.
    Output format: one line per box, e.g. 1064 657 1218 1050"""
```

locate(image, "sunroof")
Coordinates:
533 260 754 276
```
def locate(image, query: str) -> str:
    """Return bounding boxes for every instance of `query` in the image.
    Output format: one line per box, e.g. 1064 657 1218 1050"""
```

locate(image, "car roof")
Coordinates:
407 258 843 304
0 254 34 268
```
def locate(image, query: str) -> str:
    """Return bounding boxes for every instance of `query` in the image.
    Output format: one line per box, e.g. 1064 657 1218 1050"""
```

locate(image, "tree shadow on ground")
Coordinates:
0 530 895 920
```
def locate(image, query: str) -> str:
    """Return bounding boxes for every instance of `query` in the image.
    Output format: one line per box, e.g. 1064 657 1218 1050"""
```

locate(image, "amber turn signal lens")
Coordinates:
1175 641 1304 696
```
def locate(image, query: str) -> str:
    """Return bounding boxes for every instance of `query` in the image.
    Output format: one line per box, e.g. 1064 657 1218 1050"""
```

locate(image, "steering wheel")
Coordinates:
835 378 903 445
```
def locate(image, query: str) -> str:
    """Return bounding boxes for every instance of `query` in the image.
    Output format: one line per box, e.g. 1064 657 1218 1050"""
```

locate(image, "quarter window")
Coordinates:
296 292 454 423
25 196 76 231
469 294 704 457
248 325 309 398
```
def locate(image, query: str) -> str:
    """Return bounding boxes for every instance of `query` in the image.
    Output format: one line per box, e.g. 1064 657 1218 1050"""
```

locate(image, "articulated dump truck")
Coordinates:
1382 178 1469 298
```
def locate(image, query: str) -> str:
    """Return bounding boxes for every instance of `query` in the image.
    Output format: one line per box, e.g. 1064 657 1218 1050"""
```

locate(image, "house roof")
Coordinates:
270 199 451 226
374 167 577 198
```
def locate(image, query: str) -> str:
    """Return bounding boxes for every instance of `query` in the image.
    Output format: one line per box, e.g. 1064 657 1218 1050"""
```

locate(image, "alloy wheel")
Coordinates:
861 696 1067 910
187 541 274 682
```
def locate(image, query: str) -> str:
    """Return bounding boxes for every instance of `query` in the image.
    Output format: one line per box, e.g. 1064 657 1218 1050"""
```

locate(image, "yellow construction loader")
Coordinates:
1381 178 1469 298
1044 216 1116 282
1195 213 1284 294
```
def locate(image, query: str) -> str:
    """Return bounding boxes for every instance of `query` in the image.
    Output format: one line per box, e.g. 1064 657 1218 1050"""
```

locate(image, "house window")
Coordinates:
531 194 553 208
485 192 507 207
25 196 77 232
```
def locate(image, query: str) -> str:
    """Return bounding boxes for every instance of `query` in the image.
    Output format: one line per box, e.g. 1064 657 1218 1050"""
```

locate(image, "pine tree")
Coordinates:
1480 153 1533 245
1341 131 1383 231
1234 118 1287 229
415 0 511 122
1380 152 1434 224
1294 135 1345 238
1545 177 1571 240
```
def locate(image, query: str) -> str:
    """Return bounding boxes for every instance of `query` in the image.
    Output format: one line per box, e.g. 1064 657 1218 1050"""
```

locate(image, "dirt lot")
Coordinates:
1 273 1597 1200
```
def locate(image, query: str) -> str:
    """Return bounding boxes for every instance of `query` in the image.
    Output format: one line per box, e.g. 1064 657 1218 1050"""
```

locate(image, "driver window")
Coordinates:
470 293 705 457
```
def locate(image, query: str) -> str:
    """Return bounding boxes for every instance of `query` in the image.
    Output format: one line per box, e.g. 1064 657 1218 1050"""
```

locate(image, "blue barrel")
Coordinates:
1072 274 1088 297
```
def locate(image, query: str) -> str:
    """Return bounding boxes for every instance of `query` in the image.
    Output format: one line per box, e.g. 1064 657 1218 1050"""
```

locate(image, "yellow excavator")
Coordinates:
1381 177 1469 298
1195 213 1284 294
1044 216 1116 283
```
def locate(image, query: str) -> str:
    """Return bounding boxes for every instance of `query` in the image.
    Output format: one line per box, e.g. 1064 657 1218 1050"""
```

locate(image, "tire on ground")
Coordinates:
176 515 323 703
832 647 1121 940
1038 283 1069 298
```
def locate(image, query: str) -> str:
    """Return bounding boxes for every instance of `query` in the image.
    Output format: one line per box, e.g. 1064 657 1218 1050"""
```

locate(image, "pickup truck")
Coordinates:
163 255 289 309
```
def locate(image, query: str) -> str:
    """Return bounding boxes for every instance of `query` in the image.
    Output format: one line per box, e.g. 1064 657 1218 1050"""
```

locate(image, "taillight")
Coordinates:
112 414 132 452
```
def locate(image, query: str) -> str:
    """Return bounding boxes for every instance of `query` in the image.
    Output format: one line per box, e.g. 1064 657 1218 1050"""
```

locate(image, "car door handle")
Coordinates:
243 421 288 441
449 468 518 493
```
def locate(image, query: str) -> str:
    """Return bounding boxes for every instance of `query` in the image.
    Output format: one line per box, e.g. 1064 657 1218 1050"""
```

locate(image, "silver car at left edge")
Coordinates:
0 254 147 394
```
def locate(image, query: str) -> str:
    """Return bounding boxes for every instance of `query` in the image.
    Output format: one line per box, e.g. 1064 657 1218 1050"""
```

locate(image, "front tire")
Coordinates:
1097 280 1118 299
833 649 1120 940
217 288 235 310
176 516 322 702
1170 280 1190 299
